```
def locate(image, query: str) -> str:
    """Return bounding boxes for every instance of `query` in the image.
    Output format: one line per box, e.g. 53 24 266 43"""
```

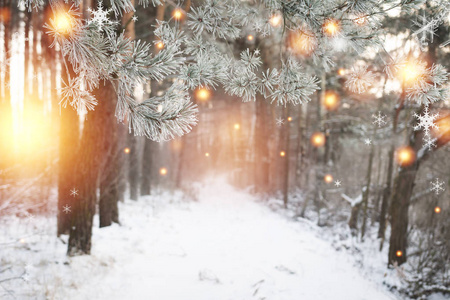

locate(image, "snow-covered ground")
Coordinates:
1 179 399 300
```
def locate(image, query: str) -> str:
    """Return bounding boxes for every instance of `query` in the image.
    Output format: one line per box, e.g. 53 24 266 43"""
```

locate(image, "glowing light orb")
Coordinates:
395 146 416 167
324 174 334 183
396 250 403 257
269 14 282 27
124 147 130 154
323 19 340 37
20 238 26 244
398 60 424 85
280 151 286 157
435 206 441 213
156 41 164 49
310 132 326 147
234 123 240 130
173 8 184 20
247 34 254 41
205 152 210 157
53 12 74 35
323 90 340 111
159 167 168 176
287 117 293 122
338 68 346 76
195 88 211 102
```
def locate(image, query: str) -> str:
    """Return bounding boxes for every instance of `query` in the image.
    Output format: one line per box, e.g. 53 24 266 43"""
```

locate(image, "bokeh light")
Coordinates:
310 132 326 147
324 174 333 183
173 8 184 20
159 167 168 176
323 19 340 36
395 146 416 167
322 90 340 111
195 88 211 102
269 14 282 27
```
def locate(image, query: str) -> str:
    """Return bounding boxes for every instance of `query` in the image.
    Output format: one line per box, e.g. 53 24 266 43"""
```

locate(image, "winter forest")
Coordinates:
0 0 449 299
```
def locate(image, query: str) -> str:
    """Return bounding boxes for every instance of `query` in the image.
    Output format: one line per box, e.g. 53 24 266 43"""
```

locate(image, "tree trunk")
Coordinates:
98 79 120 227
140 137 153 196
128 133 140 200
378 145 394 245
360 144 374 241
57 64 79 236
348 203 361 235
388 111 423 265
68 80 116 254
282 106 290 208
254 95 270 195
0 0 13 170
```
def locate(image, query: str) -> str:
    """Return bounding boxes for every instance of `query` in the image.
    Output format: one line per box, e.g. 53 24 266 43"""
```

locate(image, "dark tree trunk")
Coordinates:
348 203 361 235
57 65 79 236
360 144 374 241
68 80 116 254
140 138 153 196
378 146 394 245
98 80 120 228
282 106 290 208
254 95 270 195
128 133 140 200
0 0 13 169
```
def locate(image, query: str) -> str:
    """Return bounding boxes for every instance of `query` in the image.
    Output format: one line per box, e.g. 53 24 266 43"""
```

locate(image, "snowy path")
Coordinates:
68 180 396 300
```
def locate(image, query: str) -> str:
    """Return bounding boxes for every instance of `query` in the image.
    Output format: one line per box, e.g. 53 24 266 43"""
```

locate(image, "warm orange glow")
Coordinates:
156 41 164 49
310 132 326 147
432 114 450 143
196 88 211 102
124 147 130 154
53 11 74 35
247 34 254 41
290 30 317 56
280 151 286 157
159 167 168 176
396 250 403 257
338 68 346 76
269 14 282 27
173 8 184 20
287 117 292 122
205 152 210 157
234 123 240 130
395 146 416 167
10 102 53 162
397 60 424 85
323 19 340 36
434 206 441 214
324 174 333 183
322 91 340 111
0 8 11 23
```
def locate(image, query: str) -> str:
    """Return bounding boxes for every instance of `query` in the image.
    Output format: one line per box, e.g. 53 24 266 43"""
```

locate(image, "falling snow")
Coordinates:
275 118 285 127
414 106 439 137
372 111 387 127
70 188 79 197
88 1 113 30
430 178 445 195
63 205 72 214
